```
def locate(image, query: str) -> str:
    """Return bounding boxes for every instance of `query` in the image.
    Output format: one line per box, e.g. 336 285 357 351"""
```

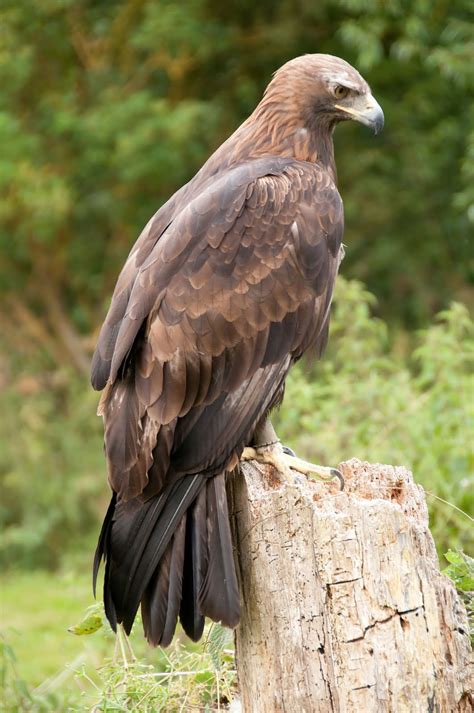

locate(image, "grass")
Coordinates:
0 569 237 711
1 569 108 687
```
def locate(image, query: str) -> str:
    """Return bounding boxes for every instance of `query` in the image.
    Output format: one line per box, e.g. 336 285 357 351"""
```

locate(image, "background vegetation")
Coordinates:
0 0 472 710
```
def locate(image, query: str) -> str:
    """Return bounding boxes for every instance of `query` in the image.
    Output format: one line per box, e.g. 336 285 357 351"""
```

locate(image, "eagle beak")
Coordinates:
335 93 384 135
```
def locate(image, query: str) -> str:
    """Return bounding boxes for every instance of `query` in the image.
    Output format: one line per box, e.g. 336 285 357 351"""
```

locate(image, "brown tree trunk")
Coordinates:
229 458 473 713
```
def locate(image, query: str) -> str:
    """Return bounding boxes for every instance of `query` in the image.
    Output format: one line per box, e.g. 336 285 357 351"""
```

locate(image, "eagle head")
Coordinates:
270 53 385 136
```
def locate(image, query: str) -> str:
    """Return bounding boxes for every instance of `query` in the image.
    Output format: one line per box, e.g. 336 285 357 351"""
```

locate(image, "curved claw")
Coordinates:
330 468 345 491
282 444 296 457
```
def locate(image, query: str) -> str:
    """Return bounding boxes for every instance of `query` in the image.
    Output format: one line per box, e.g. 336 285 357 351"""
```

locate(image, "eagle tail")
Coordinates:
95 472 240 646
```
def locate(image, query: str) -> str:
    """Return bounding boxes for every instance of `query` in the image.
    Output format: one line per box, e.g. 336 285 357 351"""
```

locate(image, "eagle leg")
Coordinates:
242 418 344 490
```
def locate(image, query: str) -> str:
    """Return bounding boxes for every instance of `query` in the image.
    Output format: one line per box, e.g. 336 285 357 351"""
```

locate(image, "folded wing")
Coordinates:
92 156 344 644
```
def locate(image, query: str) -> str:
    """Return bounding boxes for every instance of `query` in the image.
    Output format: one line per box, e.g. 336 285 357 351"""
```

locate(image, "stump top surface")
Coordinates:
241 457 429 526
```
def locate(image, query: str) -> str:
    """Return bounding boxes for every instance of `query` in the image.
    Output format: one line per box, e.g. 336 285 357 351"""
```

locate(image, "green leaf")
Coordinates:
68 602 104 635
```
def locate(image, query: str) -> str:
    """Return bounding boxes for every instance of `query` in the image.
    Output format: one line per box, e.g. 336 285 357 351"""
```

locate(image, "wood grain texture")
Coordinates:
229 458 473 713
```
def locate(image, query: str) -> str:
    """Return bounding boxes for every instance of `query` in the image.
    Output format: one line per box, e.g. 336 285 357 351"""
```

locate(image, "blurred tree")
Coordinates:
1 280 471 568
0 0 472 374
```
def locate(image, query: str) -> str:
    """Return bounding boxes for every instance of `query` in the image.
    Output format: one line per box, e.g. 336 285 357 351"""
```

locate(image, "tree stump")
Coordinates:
229 457 473 713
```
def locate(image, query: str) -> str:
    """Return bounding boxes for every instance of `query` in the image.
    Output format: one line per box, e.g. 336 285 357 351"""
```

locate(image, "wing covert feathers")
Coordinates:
93 155 344 646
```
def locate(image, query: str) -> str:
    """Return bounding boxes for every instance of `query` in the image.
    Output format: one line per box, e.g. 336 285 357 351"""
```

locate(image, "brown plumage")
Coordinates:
92 54 383 646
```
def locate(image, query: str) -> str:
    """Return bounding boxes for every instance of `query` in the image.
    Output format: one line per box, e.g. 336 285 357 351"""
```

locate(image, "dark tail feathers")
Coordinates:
94 472 240 646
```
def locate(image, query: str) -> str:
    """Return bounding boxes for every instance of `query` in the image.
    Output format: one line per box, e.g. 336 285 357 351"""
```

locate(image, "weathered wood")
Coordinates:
229 457 473 713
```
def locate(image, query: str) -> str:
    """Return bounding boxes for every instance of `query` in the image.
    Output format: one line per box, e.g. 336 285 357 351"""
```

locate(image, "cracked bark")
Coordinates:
229 458 473 713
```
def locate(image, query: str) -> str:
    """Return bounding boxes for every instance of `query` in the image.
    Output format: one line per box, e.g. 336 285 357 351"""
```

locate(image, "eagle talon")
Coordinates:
285 456 344 491
241 446 344 490
330 468 345 491
241 445 295 484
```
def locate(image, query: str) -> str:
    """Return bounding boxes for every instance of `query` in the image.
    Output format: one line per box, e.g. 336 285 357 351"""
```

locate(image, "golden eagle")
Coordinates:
91 54 383 646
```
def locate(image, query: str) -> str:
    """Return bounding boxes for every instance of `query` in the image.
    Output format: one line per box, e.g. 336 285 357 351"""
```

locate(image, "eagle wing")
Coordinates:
92 156 344 643
94 156 343 497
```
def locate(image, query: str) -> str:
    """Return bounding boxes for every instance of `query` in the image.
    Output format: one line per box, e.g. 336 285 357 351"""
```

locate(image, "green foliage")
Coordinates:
443 550 474 645
444 550 474 592
85 624 236 712
207 622 234 672
0 577 237 713
0 4 472 705
0 632 82 713
0 0 472 352
0 0 471 571
275 278 474 554
1 279 471 570
1 635 33 713
0 570 114 695
0 372 105 569
68 602 104 636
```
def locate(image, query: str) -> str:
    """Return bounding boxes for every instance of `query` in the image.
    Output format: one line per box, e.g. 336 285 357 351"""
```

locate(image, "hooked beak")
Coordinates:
335 93 384 135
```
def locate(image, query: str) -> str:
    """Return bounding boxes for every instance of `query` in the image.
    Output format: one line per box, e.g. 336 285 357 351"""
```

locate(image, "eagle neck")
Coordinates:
207 105 337 184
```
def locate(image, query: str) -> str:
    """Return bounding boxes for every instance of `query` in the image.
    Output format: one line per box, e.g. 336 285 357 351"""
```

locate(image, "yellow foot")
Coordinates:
241 445 344 490
241 444 294 484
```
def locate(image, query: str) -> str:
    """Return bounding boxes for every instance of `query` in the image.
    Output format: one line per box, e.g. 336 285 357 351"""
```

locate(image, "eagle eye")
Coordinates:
334 85 349 99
